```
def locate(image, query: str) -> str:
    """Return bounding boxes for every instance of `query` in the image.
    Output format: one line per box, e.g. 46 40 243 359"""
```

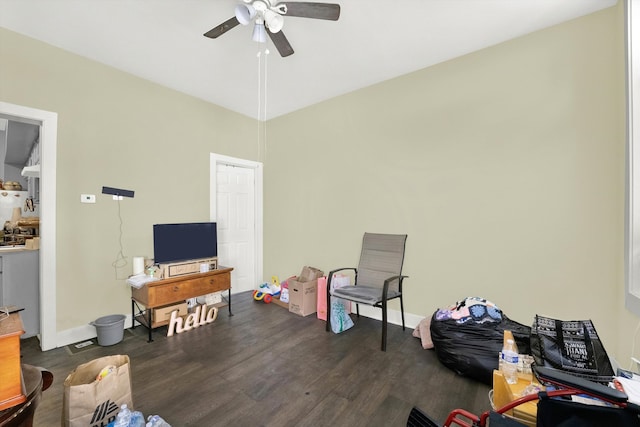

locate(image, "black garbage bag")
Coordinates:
429 298 530 386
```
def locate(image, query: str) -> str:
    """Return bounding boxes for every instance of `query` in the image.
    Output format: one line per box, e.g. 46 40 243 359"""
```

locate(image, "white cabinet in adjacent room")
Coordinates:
0 250 39 337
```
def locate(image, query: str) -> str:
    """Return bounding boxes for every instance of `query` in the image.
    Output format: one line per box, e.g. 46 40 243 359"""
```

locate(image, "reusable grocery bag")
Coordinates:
63 354 133 427
330 297 354 333
530 315 614 383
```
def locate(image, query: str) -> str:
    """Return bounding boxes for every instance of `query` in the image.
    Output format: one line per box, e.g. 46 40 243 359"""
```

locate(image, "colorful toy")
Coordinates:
252 280 281 304
253 290 273 303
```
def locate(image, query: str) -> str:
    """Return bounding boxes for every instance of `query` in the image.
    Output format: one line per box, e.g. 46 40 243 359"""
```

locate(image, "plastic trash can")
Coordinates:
91 314 126 346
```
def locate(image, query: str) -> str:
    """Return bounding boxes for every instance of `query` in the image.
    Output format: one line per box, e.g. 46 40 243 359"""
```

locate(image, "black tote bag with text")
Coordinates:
530 315 614 383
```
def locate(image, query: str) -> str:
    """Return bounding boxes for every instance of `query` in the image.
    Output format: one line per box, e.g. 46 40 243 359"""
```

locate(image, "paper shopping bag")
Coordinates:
63 354 133 427
317 276 328 320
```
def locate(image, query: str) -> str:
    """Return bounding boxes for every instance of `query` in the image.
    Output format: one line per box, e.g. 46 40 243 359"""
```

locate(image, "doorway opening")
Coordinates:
0 102 57 351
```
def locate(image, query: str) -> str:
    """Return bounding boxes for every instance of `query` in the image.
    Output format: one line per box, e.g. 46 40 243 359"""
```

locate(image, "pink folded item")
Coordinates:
412 316 434 349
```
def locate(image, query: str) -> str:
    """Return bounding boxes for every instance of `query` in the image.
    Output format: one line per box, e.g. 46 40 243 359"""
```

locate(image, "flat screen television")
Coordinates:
153 222 217 264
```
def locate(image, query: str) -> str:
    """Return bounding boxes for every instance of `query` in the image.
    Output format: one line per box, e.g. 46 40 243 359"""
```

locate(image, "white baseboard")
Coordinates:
355 305 423 329
52 309 422 349
55 314 135 348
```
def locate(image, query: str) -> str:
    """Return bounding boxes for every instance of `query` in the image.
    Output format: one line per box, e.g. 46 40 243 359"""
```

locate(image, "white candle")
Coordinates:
132 257 145 276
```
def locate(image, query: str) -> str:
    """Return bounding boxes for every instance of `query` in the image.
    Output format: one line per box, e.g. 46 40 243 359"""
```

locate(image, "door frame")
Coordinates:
0 101 57 351
209 153 263 293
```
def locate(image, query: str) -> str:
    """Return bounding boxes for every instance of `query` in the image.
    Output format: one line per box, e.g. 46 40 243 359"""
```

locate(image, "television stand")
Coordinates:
130 266 233 342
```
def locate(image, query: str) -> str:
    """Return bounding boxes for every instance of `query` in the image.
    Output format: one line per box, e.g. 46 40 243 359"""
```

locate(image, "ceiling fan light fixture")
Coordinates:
252 0 268 13
235 4 257 25
264 10 284 33
204 1 341 57
252 19 267 43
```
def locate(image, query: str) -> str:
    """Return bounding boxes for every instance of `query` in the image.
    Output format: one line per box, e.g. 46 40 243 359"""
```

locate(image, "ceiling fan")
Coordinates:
203 1 341 57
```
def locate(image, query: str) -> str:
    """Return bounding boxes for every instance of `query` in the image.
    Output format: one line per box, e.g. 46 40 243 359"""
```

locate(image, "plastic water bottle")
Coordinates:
130 410 145 427
146 415 172 427
501 338 519 384
112 404 132 427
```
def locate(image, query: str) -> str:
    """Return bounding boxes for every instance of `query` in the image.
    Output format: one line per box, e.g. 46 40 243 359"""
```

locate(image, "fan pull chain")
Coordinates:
263 48 269 159
256 48 269 161
256 50 263 161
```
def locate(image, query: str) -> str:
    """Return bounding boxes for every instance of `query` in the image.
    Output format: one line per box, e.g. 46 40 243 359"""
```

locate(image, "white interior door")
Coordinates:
211 155 263 294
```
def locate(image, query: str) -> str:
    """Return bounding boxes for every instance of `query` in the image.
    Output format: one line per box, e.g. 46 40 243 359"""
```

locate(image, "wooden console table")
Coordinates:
131 267 233 342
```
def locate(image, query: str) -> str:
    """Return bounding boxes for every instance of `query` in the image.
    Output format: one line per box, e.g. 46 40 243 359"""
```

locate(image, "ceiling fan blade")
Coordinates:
275 2 340 21
203 16 240 39
267 29 294 57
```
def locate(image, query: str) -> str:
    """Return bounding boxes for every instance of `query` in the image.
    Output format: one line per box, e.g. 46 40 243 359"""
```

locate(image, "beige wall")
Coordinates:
0 28 258 331
265 4 634 365
1 2 637 367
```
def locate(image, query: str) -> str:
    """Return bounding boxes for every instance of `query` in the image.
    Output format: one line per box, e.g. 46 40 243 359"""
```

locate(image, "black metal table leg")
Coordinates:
147 307 153 342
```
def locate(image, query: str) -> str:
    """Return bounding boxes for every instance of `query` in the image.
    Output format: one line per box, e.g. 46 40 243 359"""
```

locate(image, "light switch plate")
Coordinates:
81 194 96 203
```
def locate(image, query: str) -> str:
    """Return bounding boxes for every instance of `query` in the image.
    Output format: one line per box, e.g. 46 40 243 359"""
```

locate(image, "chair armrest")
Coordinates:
382 275 408 297
328 267 357 277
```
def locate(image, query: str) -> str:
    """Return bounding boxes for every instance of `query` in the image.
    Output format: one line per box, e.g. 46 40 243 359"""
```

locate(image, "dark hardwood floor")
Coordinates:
20 292 490 426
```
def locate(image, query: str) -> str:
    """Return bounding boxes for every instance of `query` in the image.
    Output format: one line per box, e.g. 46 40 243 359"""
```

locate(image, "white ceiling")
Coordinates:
0 0 618 120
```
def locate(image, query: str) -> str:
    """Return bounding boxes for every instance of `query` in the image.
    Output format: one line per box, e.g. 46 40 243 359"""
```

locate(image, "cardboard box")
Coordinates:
286 267 324 316
160 257 218 279
202 292 222 305
492 370 539 427
288 277 318 316
153 302 188 323
298 266 323 282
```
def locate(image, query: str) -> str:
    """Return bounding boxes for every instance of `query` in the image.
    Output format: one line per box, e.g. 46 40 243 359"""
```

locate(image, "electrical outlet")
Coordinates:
81 194 96 204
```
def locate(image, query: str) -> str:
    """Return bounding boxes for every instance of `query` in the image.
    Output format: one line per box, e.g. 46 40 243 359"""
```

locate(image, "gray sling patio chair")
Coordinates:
325 233 408 351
